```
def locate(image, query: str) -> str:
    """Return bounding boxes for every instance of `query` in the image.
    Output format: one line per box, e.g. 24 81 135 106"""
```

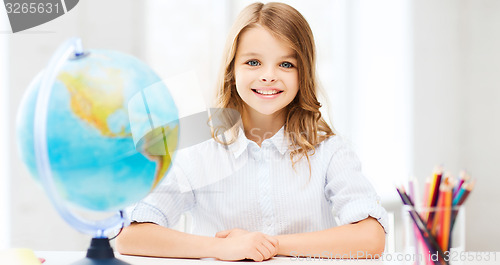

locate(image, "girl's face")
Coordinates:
234 25 299 118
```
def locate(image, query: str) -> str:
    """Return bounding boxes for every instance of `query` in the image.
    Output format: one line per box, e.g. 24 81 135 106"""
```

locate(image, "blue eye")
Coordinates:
246 60 260 66
280 62 294 68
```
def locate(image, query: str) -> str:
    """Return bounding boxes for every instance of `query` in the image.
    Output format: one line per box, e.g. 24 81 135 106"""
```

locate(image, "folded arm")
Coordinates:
116 222 278 261
273 217 385 259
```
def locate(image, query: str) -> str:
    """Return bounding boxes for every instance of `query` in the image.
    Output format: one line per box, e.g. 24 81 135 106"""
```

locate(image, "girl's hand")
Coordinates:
212 230 279 262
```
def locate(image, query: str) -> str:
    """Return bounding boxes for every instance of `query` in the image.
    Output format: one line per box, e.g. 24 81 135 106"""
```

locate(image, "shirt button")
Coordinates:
265 219 272 227
250 145 259 153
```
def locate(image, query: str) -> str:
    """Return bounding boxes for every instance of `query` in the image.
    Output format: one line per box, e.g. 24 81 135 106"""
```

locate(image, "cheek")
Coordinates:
287 74 299 95
288 88 299 102
235 84 245 100
234 76 243 95
234 69 251 93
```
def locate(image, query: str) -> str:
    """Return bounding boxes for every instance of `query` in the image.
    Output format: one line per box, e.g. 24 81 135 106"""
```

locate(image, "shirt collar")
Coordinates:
228 125 289 158
267 125 289 155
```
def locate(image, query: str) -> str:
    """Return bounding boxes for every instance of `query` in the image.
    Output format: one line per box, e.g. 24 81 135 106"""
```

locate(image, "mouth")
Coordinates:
251 88 284 95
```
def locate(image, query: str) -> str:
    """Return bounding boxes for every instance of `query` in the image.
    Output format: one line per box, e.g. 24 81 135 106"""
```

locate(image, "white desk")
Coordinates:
35 251 386 265
35 251 500 265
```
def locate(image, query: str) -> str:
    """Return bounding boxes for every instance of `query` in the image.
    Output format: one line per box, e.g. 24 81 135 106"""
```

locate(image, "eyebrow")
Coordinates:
239 52 296 60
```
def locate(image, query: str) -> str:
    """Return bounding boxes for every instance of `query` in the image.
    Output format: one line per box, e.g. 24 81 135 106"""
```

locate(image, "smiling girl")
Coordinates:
117 2 387 261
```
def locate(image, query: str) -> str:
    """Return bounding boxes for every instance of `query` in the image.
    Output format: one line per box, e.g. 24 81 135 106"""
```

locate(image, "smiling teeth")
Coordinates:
256 90 280 95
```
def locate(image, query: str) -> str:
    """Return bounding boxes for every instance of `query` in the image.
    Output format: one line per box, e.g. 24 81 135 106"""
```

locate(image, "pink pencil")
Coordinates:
453 171 469 200
408 179 421 265
422 177 431 221
413 223 433 265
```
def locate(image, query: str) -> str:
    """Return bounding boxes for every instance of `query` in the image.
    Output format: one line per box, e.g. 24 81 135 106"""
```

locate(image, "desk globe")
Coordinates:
16 38 179 265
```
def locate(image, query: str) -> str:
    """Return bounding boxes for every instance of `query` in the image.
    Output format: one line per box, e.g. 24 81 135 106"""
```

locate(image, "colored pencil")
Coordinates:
408 179 421 265
413 222 432 265
399 167 475 264
457 180 474 206
427 169 443 228
422 177 431 219
396 187 449 265
436 175 450 241
453 171 469 199
433 187 445 238
425 172 437 221
440 184 452 251
450 180 475 231
452 177 473 206
448 175 457 200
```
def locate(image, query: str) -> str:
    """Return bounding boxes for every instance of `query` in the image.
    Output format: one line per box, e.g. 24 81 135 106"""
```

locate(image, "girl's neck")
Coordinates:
241 106 286 146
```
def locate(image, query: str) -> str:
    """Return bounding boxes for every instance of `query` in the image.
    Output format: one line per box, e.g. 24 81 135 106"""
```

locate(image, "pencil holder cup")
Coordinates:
402 205 465 265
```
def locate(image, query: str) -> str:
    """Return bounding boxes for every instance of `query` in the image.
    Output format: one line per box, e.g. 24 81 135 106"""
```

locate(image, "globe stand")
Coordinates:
26 37 171 265
71 238 130 265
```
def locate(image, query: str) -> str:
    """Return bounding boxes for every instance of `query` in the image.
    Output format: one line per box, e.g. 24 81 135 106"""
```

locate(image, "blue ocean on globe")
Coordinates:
16 50 179 212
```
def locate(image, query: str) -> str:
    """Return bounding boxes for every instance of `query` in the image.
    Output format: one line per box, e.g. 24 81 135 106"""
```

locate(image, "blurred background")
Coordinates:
1 0 499 251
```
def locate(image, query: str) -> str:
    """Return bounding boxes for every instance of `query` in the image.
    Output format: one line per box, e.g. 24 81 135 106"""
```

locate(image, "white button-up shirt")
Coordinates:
130 126 388 236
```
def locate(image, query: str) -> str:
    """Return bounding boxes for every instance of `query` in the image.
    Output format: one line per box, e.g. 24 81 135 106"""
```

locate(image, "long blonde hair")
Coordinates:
213 2 334 169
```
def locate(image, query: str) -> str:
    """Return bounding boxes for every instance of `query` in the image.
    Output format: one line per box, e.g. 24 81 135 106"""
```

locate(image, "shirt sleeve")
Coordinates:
324 136 389 233
128 160 196 228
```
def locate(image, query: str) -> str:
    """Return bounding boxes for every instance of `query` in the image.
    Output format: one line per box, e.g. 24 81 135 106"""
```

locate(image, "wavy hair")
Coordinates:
213 2 334 171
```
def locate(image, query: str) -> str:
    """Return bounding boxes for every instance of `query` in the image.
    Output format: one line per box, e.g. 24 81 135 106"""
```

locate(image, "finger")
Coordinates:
261 240 277 258
263 236 279 256
251 248 265 262
264 235 279 249
256 242 273 260
215 230 231 238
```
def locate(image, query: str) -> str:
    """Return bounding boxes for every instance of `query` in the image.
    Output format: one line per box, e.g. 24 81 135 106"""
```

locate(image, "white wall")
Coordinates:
7 0 146 250
412 0 500 251
458 0 500 251
1 1 11 250
347 0 413 203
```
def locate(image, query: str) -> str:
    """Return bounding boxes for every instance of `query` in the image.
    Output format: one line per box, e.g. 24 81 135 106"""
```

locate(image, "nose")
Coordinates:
260 67 277 83
261 76 276 82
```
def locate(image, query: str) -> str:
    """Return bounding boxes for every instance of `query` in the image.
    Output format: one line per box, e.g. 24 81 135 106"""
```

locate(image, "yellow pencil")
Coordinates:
425 167 441 222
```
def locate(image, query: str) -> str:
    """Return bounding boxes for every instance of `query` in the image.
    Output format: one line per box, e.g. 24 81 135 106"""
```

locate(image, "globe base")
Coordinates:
71 258 130 265
71 237 130 265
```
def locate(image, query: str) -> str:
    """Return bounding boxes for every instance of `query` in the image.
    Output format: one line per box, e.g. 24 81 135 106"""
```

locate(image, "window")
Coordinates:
344 0 413 202
144 0 228 117
0 4 10 248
